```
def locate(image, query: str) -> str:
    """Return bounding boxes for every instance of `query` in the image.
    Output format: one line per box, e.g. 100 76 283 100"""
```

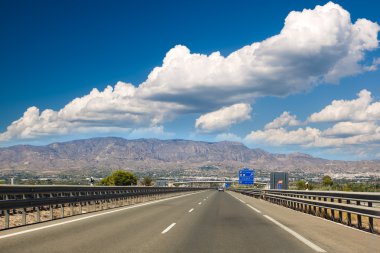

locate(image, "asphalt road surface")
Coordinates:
0 190 378 253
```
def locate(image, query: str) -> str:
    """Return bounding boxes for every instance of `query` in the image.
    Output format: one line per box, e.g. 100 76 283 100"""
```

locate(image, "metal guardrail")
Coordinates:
232 189 380 234
0 185 205 230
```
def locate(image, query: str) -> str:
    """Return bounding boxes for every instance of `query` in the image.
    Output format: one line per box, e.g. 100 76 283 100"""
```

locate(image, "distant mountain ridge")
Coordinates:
0 137 379 175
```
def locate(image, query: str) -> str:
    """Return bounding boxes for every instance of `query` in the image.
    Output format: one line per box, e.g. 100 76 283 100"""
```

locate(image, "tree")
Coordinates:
295 180 306 190
100 175 114 186
100 170 138 186
142 176 153 186
322 175 333 187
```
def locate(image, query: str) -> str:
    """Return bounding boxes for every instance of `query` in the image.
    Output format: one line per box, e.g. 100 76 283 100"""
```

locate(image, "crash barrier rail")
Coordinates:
0 185 205 230
232 188 380 234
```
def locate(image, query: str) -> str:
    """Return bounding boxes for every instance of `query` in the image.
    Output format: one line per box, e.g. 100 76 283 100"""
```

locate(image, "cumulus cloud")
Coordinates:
0 82 178 142
138 1 379 106
245 89 380 158
323 121 378 137
308 89 380 122
215 133 243 142
195 103 251 133
364 58 380 71
1 2 379 143
127 126 174 139
246 127 321 146
264 111 301 130
245 123 380 149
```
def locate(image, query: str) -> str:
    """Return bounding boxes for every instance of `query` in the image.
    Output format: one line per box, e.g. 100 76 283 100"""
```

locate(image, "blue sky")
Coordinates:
0 0 380 160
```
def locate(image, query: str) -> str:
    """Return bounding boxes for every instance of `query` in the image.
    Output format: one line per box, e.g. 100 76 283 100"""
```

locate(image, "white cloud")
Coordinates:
364 58 380 71
323 121 378 137
264 111 301 130
245 122 380 149
127 126 174 139
0 2 379 143
245 89 380 158
215 133 243 142
245 127 321 146
0 82 178 142
308 89 380 122
195 103 251 133
138 1 379 106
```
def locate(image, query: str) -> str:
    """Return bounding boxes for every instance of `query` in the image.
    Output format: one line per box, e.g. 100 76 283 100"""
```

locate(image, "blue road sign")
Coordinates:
238 168 254 185
225 183 231 188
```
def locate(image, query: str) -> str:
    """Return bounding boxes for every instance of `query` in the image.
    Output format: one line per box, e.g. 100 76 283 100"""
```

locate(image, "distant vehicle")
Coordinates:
218 187 224 192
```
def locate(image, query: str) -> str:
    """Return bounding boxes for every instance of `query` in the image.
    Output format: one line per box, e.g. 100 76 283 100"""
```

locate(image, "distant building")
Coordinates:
270 172 289 190
155 179 169 187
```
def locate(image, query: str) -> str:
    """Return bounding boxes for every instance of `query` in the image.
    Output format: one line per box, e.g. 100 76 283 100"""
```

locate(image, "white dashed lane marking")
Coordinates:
161 223 176 234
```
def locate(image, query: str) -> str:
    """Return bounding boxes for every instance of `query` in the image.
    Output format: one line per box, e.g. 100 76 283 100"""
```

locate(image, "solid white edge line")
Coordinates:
0 191 204 240
263 215 326 253
246 204 261 213
229 192 260 213
161 223 176 234
282 202 380 237
229 192 246 204
188 208 194 213
229 191 379 238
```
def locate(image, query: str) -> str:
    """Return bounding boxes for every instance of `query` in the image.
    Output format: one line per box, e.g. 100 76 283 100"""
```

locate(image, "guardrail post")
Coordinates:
50 205 53 220
61 204 64 218
36 206 40 222
356 201 362 229
368 202 374 233
338 199 343 223
323 198 328 218
330 198 335 221
22 208 27 225
346 200 352 226
5 209 10 229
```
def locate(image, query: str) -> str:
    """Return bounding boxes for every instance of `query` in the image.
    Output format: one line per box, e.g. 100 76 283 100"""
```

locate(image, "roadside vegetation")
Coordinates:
99 170 138 186
292 175 380 192
141 176 153 186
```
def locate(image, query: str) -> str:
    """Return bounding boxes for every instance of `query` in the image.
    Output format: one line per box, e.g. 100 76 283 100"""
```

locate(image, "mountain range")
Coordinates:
0 137 379 176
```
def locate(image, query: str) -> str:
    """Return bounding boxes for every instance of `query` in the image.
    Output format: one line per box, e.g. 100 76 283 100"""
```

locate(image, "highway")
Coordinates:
0 190 378 253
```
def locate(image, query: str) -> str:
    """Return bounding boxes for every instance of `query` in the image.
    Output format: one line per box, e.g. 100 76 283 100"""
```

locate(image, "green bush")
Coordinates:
322 175 333 187
100 170 138 186
296 180 306 190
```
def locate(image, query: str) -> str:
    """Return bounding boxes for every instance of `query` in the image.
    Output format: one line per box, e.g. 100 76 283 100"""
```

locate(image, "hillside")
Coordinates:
0 137 379 175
